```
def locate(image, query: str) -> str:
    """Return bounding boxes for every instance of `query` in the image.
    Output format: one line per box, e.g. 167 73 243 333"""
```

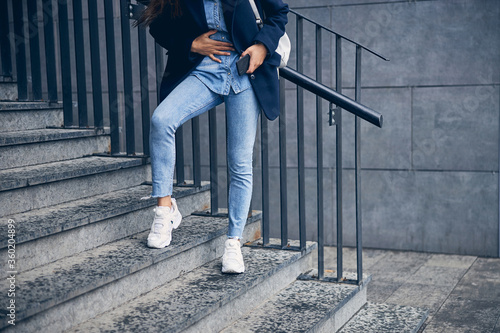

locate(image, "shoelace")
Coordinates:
225 244 240 259
152 208 170 234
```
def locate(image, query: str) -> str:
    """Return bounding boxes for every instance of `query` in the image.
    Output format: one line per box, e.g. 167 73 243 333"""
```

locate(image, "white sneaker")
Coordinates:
221 238 245 274
147 198 182 248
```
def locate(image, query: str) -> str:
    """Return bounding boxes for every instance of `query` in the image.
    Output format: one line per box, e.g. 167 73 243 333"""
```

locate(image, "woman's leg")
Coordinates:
224 87 261 239
148 75 223 249
150 75 223 203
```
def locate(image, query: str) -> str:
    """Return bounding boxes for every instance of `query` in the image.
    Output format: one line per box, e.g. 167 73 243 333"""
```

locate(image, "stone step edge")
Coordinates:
0 127 110 146
221 276 369 333
338 302 429 333
0 213 263 327
0 183 210 249
0 155 145 193
69 241 316 333
0 101 63 111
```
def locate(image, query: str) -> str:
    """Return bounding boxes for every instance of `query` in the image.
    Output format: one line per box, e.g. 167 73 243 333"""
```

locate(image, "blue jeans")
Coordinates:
150 75 260 239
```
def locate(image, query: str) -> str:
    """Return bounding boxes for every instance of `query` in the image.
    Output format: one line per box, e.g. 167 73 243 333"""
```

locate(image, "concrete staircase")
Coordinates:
0 88 428 332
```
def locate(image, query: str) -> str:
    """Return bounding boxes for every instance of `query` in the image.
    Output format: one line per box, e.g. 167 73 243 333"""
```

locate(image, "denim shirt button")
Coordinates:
250 74 255 80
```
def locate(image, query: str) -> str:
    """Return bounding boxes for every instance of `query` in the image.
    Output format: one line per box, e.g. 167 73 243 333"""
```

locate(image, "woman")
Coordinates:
136 0 288 273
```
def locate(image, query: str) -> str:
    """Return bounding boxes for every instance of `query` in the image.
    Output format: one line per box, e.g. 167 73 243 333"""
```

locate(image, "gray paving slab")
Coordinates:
366 280 403 304
423 298 500 333
385 283 454 314
423 254 477 269
350 247 500 332
405 265 468 287
0 212 262 329
339 302 428 333
68 243 314 333
448 276 500 305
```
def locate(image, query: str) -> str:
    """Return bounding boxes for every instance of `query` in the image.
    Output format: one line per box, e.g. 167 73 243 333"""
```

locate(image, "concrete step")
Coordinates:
0 128 110 169
67 241 315 333
0 183 210 275
0 155 148 216
221 276 369 333
0 213 263 332
338 302 428 333
0 81 17 101
0 101 63 131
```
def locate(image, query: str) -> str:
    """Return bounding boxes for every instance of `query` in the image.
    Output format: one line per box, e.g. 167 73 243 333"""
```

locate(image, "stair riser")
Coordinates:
0 110 63 132
317 287 367 333
0 83 17 101
3 220 261 333
0 136 109 169
0 165 148 216
0 190 210 277
187 253 313 333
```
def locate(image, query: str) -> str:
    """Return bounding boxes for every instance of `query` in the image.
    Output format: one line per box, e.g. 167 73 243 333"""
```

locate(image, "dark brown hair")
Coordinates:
134 0 182 27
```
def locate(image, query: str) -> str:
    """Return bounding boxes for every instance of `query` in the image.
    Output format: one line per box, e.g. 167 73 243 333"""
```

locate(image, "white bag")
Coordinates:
248 0 290 68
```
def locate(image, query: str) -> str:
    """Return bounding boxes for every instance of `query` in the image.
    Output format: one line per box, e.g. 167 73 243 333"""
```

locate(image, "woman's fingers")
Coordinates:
191 30 241 62
204 29 218 37
242 43 267 74
209 54 222 63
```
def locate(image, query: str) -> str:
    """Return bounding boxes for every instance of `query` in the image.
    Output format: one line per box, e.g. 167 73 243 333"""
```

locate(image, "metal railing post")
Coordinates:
12 0 28 101
175 128 186 184
138 21 150 155
209 108 219 215
354 45 363 283
296 16 306 253
104 0 120 154
73 0 88 127
88 0 104 129
27 0 42 101
42 0 58 102
192 117 202 187
335 35 344 282
261 115 270 246
120 0 135 154
58 0 73 126
316 26 324 279
279 77 288 249
0 0 12 78
155 45 164 104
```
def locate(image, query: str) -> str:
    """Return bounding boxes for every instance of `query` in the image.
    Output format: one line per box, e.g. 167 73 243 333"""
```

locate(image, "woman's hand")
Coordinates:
191 30 235 63
241 43 267 74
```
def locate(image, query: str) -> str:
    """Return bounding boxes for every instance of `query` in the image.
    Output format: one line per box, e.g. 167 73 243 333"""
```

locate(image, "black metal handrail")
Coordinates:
279 67 382 128
0 0 386 286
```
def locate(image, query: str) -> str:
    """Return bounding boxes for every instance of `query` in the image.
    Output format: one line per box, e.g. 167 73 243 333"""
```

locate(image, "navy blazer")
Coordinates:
149 0 289 120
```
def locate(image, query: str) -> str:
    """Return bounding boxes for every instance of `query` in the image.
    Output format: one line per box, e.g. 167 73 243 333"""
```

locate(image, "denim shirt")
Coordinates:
191 0 252 95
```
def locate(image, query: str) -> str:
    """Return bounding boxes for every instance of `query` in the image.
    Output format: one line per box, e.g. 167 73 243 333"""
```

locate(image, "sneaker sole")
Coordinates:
221 264 245 274
147 239 171 249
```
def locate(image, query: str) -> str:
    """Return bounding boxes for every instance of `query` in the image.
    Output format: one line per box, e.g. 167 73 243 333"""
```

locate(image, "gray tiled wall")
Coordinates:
259 0 500 256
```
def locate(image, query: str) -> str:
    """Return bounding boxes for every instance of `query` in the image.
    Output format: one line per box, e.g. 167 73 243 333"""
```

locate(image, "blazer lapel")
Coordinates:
221 0 238 35
183 0 209 31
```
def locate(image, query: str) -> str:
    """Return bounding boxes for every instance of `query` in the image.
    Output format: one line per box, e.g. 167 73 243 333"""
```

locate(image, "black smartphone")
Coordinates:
236 54 250 76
